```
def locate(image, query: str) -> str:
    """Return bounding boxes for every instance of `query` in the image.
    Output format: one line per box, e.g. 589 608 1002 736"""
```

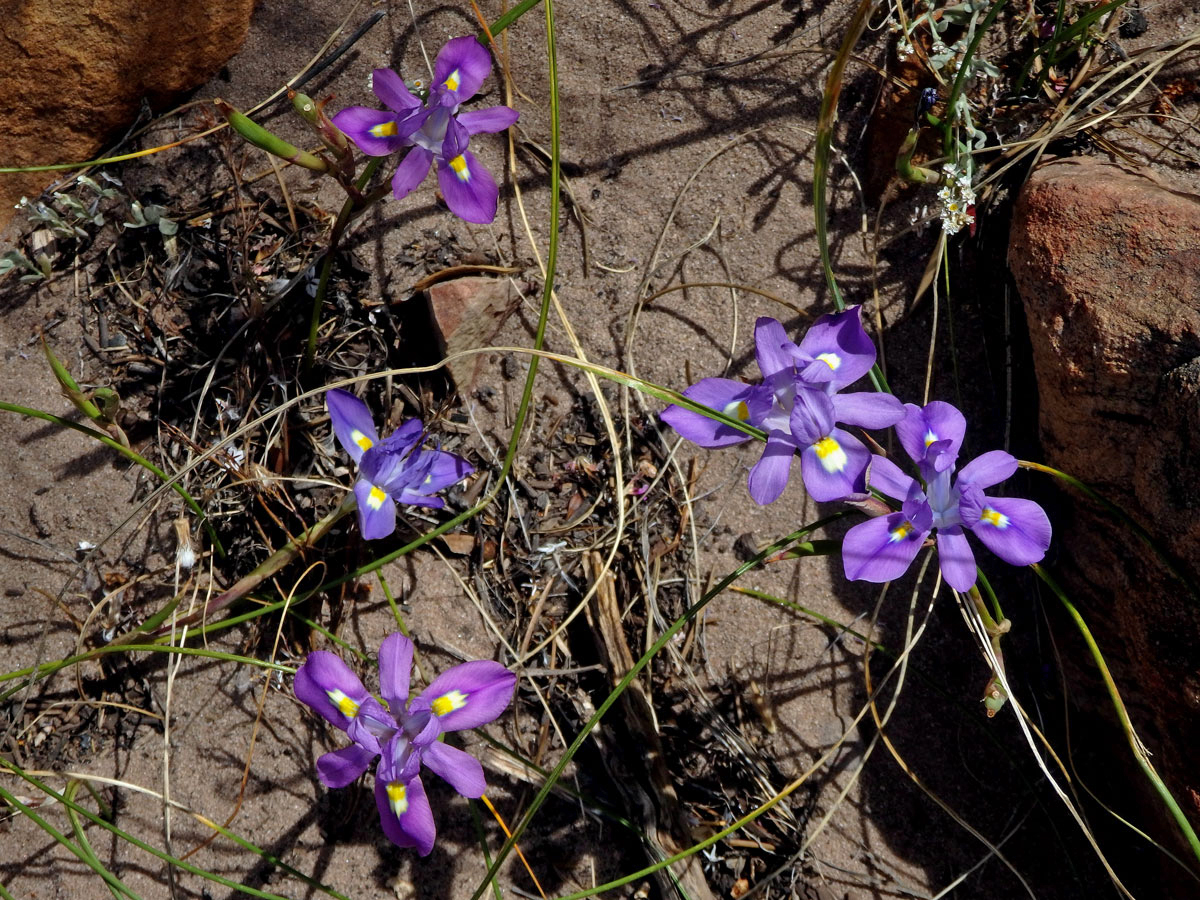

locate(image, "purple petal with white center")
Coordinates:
796 306 877 391
294 651 369 731
330 107 415 157
433 36 494 106
422 740 488 798
788 386 835 446
437 148 499 224
391 146 434 201
416 660 517 733
753 318 796 381
831 391 905 430
326 389 379 465
661 378 759 448
316 743 377 788
379 632 414 711
374 771 436 855
842 511 929 583
457 105 520 135
936 526 977 592
370 67 423 113
960 492 1052 566
866 454 919 502
896 401 965 467
747 432 797 505
354 477 397 540
957 450 1019 489
799 427 869 502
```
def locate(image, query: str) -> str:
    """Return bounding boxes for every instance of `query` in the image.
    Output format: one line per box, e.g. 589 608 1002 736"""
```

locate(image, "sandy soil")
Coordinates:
2 0 1195 898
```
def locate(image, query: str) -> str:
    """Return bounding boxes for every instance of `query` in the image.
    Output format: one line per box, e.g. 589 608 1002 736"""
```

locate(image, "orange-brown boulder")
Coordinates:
1009 156 1200 868
0 0 255 231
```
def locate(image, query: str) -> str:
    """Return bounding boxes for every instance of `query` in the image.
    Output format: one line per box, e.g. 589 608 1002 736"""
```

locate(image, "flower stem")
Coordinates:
302 158 384 376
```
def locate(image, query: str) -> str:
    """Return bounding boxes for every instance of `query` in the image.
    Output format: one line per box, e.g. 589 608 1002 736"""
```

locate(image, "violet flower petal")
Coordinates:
661 378 760 448
457 105 520 135
831 391 905 430
330 106 418 157
432 36 494 106
345 697 397 753
411 448 474 496
787 386 835 446
391 146 434 201
294 651 370 731
393 490 446 510
842 511 928 583
866 453 919 502
895 401 965 469
422 740 488 798
374 772 436 855
416 660 517 732
753 317 796 381
379 632 415 711
798 426 870 502
747 431 797 505
378 419 426 459
316 744 377 789
960 492 1052 566
354 476 398 540
371 67 423 113
326 389 379 465
795 306 877 391
437 147 499 224
957 449 1019 490
936 525 977 592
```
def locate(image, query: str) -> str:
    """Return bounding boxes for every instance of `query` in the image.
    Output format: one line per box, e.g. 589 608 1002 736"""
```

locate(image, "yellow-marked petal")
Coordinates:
813 436 848 473
386 781 409 816
923 429 938 448
723 399 750 422
431 689 468 717
443 69 460 92
980 507 1010 529
326 689 360 718
889 521 913 543
816 352 841 370
369 121 399 138
367 486 387 510
351 429 374 452
448 154 470 182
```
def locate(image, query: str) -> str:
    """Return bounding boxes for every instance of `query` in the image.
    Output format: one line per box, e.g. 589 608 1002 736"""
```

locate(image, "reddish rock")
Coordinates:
0 0 255 231
425 276 519 391
1009 157 1200 856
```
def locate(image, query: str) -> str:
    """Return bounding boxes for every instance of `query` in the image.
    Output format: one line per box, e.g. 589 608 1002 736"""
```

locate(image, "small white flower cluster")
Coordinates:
937 163 975 235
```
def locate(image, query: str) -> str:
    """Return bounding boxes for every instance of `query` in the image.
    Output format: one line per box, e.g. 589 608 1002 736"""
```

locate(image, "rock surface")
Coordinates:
1009 156 1200 853
424 275 520 390
0 0 255 231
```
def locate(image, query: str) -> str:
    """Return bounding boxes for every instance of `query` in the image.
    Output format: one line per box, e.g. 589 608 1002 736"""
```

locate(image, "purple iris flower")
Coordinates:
294 632 517 855
660 307 903 504
332 36 519 224
842 401 1053 591
326 389 474 540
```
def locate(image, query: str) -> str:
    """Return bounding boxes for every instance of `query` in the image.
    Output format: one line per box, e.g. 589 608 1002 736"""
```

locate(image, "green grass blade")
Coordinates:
1033 564 1200 871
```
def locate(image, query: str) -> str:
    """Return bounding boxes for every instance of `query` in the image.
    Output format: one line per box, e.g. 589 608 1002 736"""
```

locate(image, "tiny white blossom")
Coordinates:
938 163 976 235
